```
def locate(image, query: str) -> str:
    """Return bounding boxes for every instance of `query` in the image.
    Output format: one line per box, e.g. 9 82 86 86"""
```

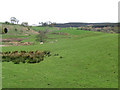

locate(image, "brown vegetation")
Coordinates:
2 50 51 64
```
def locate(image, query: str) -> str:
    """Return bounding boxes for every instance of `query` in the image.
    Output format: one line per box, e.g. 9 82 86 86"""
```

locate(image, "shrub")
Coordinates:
60 56 63 59
2 50 52 64
21 59 25 63
27 59 36 63
2 56 6 59
13 60 20 64
15 28 17 31
54 54 59 56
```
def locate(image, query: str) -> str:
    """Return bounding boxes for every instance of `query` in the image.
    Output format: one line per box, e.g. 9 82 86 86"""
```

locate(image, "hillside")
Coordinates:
0 24 38 38
54 22 118 27
2 26 118 88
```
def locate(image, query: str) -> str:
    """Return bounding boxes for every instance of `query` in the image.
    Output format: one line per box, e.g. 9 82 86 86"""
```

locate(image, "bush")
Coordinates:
54 54 59 56
60 56 63 59
5 21 10 24
15 28 17 31
21 60 26 63
13 60 20 64
2 50 52 64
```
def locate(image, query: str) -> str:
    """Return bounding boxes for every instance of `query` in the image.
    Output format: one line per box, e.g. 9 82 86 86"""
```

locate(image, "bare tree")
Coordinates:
36 31 47 42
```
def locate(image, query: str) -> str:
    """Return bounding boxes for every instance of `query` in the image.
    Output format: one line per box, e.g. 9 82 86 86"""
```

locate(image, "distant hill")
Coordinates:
54 22 118 27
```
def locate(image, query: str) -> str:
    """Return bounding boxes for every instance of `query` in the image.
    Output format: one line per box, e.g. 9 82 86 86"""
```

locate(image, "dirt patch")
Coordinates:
3 42 33 46
2 38 28 42
47 37 71 39
51 32 69 35
0 45 12 47
1 37 33 46
30 30 39 34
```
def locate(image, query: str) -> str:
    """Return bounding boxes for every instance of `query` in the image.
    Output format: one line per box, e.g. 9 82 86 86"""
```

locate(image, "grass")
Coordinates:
31 26 59 31
2 34 28 39
1 24 37 39
2 26 118 88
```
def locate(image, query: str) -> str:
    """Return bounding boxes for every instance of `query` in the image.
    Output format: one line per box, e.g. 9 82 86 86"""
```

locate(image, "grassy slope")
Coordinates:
2 24 37 39
2 27 118 88
31 26 59 31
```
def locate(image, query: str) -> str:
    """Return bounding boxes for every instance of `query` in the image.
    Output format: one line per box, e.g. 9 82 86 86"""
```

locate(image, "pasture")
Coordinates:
1 26 118 88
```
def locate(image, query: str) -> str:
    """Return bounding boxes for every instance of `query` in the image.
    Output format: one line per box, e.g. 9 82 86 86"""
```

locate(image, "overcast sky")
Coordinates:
0 0 119 25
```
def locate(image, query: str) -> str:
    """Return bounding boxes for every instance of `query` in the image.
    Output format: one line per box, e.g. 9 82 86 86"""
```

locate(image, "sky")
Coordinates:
0 0 119 25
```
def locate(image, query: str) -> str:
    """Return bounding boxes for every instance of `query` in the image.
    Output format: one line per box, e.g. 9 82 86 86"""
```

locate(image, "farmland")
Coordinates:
1 25 118 88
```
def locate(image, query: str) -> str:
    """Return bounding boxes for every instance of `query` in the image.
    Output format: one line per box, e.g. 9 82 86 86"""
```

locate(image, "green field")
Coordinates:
2 26 118 88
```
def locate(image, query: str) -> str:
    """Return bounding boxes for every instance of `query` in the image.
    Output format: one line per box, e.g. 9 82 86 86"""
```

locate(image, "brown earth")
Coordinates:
4 41 33 46
2 38 28 42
